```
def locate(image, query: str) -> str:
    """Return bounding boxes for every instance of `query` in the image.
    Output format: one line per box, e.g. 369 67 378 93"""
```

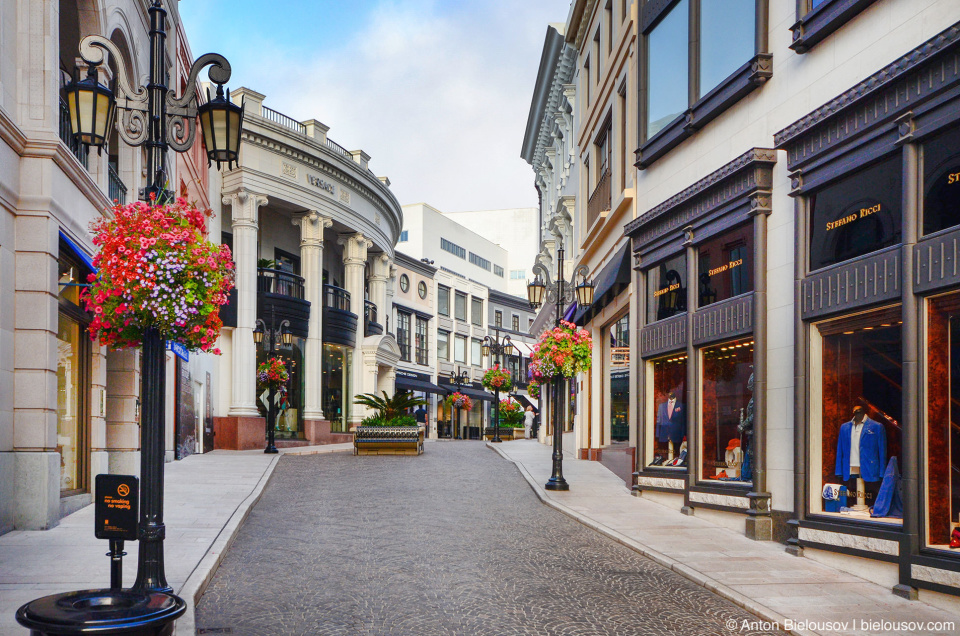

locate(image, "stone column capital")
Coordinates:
223 190 269 230
292 210 333 248
338 232 373 264
369 252 392 281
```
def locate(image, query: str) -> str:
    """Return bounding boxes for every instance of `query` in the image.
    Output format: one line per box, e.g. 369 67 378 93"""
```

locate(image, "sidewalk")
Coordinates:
0 450 282 635
491 439 960 636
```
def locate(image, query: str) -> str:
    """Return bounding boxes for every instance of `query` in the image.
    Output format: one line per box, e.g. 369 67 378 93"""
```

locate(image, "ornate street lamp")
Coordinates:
527 241 593 490
254 310 292 455
62 0 241 596
451 367 470 439
481 328 514 444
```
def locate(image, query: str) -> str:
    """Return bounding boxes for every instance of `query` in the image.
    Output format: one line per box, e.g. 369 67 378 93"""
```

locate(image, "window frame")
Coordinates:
396 310 412 362
495 310 503 329
437 329 450 362
471 297 483 327
454 334 468 364
790 0 881 54
415 316 429 365
637 0 771 170
438 285 450 316
454 291 468 322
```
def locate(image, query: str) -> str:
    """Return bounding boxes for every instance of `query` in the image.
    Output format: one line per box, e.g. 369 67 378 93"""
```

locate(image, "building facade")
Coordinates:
213 89 403 444
0 0 220 533
526 0 960 606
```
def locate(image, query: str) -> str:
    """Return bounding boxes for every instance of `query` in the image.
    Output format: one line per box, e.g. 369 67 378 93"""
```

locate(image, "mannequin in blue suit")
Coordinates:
656 390 685 445
835 406 886 505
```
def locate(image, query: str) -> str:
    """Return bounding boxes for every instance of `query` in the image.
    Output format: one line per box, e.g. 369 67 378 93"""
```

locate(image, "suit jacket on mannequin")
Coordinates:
835 417 886 482
656 399 686 445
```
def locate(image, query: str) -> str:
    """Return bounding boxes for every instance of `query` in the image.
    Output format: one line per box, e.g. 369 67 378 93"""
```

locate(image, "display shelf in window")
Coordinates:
811 306 903 526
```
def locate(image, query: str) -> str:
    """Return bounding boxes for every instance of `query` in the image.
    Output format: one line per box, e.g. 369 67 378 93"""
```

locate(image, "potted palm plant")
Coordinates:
352 390 428 455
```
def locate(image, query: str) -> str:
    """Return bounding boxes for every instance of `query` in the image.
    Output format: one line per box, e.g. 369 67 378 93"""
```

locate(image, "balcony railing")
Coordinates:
364 300 383 336
587 169 612 229
324 284 351 312
325 138 352 160
108 165 127 205
59 97 89 168
261 105 307 135
257 268 305 299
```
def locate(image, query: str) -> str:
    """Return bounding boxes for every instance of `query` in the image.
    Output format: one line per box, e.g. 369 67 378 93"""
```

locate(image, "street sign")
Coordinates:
166 340 189 362
95 474 139 541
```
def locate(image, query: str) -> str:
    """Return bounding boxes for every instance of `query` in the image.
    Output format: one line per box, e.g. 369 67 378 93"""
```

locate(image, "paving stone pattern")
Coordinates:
196 442 784 636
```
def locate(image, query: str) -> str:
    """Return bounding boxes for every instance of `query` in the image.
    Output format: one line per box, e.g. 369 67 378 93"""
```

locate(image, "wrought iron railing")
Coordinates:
260 105 307 135
324 284 351 312
364 300 378 324
108 165 127 205
59 97 89 167
257 268 305 299
587 169 612 229
325 138 352 159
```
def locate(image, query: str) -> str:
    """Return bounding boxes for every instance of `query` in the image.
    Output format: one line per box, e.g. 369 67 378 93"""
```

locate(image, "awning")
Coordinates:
459 387 494 402
572 242 631 325
562 303 577 322
59 231 97 273
396 377 446 395
513 393 537 412
510 340 535 358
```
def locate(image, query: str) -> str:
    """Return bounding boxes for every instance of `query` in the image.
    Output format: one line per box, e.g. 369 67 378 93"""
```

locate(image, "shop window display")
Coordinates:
647 253 687 323
814 307 903 524
257 337 305 439
610 315 630 442
698 224 753 308
922 125 960 236
648 353 687 467
926 293 960 549
322 343 353 433
701 338 754 483
809 154 902 271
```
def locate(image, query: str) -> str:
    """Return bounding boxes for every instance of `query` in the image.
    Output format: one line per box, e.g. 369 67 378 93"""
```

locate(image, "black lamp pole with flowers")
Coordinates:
254 309 293 454
481 328 515 444
526 241 594 491
451 367 470 439
60 0 241 599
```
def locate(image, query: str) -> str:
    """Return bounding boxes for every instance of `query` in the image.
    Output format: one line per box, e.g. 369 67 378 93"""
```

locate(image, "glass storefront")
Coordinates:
257 337 304 439
647 254 687 323
698 224 753 308
809 154 903 271
927 293 960 548
322 343 353 433
813 307 902 524
56 313 84 493
610 314 630 442
647 353 687 467
701 338 754 484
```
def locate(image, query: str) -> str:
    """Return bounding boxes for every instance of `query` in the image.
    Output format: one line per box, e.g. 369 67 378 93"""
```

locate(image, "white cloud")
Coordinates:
203 1 569 213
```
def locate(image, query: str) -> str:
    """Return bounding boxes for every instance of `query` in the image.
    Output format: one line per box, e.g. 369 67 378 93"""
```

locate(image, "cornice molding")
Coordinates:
0 105 27 154
774 21 960 150
625 148 777 248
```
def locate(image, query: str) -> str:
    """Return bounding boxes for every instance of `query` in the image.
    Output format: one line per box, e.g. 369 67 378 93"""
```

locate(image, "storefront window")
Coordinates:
610 314 630 442
647 253 687 323
698 224 753 308
647 353 687 467
57 313 84 493
322 344 352 433
701 338 754 484
257 337 305 439
647 0 688 138
922 125 960 236
809 154 903 271
814 307 902 524
926 293 960 548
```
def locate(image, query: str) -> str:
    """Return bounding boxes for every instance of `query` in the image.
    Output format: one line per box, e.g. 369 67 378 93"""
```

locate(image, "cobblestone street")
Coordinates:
196 443 783 635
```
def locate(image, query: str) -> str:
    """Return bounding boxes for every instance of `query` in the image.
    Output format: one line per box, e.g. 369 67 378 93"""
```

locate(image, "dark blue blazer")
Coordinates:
835 417 886 482
656 400 686 445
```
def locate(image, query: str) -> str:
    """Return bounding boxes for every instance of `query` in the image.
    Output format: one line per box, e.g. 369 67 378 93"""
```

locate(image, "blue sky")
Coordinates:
179 0 570 213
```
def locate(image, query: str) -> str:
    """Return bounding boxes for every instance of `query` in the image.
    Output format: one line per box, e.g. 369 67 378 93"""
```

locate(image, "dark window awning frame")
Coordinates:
572 242 631 326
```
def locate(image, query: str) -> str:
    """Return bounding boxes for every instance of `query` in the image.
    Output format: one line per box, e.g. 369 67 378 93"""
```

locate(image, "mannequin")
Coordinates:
655 390 685 463
835 405 886 511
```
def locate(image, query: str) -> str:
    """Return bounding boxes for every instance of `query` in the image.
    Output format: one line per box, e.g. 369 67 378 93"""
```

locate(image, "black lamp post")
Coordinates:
451 367 470 440
254 310 293 454
527 241 594 491
62 0 242 596
481 328 515 444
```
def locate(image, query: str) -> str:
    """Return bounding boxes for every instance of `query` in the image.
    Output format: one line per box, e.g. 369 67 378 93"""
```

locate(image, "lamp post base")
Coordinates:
545 477 569 491
264 447 279 454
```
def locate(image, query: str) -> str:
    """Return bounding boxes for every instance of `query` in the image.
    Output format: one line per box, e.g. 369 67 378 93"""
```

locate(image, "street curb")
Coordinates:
174 454 281 635
486 443 817 636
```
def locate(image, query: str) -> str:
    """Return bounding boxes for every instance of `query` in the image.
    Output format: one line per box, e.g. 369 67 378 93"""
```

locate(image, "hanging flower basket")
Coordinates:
82 198 234 353
498 399 525 427
482 364 513 392
257 357 288 391
446 392 474 412
529 320 593 379
527 383 540 399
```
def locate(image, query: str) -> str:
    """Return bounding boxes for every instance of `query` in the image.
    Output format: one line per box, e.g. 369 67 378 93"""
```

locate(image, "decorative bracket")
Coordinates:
166 53 232 152
78 35 148 147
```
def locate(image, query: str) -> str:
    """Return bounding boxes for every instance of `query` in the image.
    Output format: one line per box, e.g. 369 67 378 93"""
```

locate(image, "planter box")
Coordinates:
354 425 424 455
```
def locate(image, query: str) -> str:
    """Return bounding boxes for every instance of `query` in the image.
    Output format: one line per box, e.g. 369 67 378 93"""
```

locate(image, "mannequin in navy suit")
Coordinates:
656 391 686 446
835 406 886 506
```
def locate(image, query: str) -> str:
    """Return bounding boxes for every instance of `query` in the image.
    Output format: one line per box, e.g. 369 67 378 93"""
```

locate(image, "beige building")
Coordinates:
527 0 960 608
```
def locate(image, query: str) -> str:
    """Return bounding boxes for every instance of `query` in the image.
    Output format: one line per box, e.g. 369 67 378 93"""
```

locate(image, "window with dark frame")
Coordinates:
415 317 429 365
606 0 613 53
790 0 881 54
495 310 503 328
397 311 412 362
921 125 960 237
471 297 483 327
454 334 467 364
438 330 450 361
512 314 520 331
438 285 450 316
455 291 467 322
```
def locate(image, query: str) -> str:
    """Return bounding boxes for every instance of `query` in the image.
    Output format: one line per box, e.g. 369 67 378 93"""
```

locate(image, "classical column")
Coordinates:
368 253 391 328
293 211 333 423
338 233 372 426
223 190 268 417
